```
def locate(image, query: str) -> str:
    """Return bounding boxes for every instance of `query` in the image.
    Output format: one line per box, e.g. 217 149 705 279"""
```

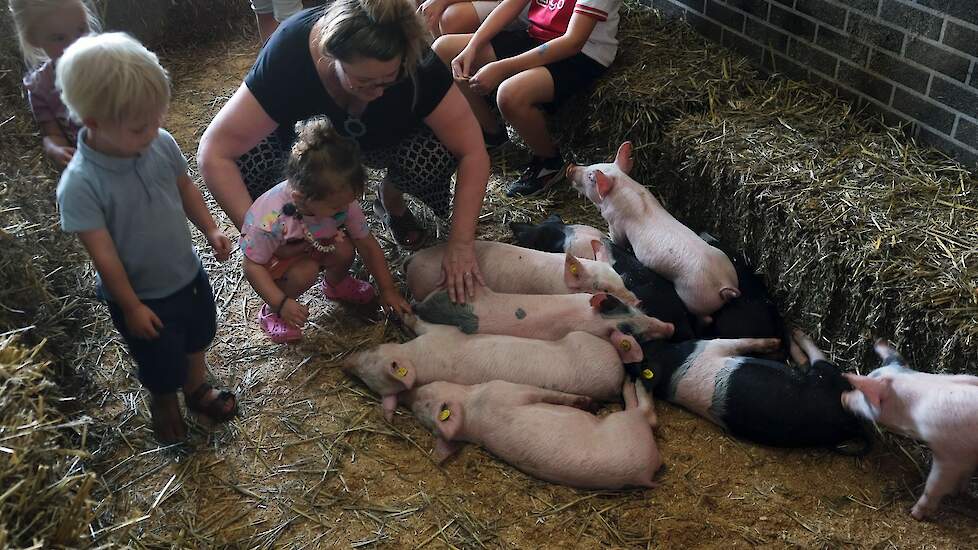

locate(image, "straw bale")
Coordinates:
0 115 103 363
0 337 95 548
652 79 977 374
556 0 757 157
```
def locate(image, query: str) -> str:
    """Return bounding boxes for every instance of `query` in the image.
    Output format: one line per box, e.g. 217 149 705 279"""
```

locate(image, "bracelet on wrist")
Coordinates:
275 295 290 314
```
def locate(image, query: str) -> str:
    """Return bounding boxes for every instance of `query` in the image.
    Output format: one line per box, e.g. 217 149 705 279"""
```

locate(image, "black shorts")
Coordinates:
107 269 217 394
489 30 607 110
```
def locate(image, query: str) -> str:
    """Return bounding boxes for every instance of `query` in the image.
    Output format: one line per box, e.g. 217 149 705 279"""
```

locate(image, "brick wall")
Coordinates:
647 0 978 167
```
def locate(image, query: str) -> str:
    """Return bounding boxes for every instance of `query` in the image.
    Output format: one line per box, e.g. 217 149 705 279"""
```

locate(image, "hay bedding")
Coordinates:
2 4 978 549
556 1 756 158
658 81 978 375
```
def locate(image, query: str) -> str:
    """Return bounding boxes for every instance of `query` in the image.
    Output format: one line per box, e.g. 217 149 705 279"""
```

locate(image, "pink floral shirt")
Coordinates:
240 181 370 265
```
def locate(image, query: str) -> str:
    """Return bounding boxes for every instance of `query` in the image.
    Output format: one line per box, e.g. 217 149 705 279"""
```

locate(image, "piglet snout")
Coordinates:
646 320 675 340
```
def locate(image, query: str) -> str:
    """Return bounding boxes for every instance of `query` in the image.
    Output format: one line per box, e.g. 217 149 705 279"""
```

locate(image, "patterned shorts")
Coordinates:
237 126 458 218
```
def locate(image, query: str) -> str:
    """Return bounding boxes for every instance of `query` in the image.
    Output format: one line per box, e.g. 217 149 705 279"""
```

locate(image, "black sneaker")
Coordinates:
505 155 569 197
483 128 509 151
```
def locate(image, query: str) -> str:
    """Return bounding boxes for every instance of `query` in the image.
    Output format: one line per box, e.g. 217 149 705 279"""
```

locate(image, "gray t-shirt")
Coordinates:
57 128 201 301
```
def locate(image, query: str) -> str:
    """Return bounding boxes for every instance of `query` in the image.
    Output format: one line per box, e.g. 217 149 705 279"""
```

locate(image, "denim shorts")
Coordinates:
107 269 217 394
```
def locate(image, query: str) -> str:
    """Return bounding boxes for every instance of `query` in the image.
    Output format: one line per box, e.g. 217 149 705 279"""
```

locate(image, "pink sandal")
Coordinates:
258 303 302 343
322 275 376 305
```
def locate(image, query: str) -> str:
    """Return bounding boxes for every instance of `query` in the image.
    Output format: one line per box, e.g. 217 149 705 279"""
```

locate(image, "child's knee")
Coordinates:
440 4 476 34
282 257 321 287
497 80 533 118
432 34 466 64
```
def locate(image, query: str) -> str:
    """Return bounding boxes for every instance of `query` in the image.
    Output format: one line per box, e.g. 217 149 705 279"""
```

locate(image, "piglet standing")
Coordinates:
413 287 674 342
695 232 786 352
842 340 978 520
628 330 868 450
567 142 739 317
344 317 635 420
405 379 661 489
405 240 638 305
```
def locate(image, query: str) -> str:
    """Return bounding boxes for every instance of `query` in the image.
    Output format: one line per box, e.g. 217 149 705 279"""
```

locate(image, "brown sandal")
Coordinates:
373 198 427 251
185 383 238 423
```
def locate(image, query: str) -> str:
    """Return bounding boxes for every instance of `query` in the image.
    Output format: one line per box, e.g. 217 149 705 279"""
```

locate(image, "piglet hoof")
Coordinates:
910 500 934 521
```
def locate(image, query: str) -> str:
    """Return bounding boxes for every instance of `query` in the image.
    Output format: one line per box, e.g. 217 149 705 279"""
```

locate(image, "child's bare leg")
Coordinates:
432 34 502 133
497 68 557 157
149 392 185 443
377 176 411 218
440 3 482 35
255 12 279 45
278 257 321 297
319 236 356 285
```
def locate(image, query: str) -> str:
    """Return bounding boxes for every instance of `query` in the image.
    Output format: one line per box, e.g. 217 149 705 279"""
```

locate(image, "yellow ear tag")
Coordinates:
642 369 654 379
439 408 451 421
619 339 632 352
569 264 578 275
395 366 408 378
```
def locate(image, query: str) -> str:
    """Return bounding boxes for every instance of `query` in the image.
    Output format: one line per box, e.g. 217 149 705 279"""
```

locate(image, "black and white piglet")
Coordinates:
510 215 695 339
628 330 870 452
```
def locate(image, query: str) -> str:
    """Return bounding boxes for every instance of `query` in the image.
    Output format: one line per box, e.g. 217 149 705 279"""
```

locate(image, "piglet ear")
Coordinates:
591 239 611 263
591 292 626 316
615 141 633 174
564 252 586 290
594 170 615 199
388 360 416 391
610 329 644 363
873 338 908 368
433 400 463 442
843 374 891 412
